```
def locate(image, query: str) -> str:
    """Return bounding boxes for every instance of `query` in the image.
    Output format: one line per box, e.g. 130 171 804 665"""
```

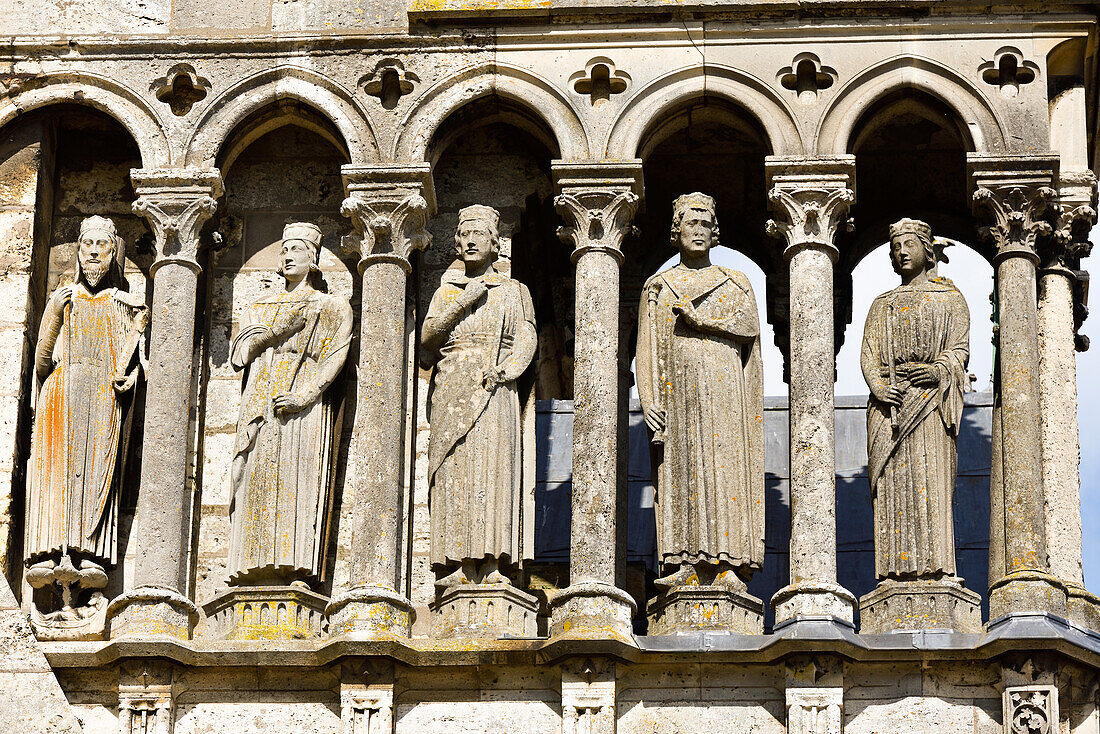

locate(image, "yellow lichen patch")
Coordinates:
408 0 549 12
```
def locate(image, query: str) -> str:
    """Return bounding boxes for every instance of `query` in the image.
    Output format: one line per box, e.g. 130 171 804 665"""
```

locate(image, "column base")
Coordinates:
772 580 856 628
859 578 982 633
1066 584 1100 631
202 586 328 640
326 585 415 639
989 570 1068 621
431 583 539 639
548 580 636 642
107 586 199 640
647 585 763 635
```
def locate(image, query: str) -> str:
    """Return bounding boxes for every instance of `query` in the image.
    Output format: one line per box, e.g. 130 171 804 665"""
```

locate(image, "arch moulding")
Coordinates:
0 72 171 168
815 55 1008 156
604 64 806 159
393 62 590 163
184 66 379 167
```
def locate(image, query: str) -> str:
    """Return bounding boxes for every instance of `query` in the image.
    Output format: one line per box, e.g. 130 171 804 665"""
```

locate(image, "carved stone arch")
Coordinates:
393 62 590 162
184 66 378 166
0 71 171 167
604 63 805 158
815 55 1007 155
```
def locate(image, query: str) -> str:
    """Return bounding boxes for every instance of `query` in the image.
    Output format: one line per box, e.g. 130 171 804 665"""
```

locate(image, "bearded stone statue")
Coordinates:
24 216 147 638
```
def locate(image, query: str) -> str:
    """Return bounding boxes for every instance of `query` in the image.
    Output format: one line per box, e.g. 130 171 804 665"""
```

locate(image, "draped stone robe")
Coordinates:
25 284 145 567
861 277 969 580
424 268 537 569
228 286 352 584
636 264 765 572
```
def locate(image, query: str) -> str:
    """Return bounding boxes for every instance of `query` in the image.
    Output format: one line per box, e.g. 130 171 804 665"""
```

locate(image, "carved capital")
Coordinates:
764 155 856 262
967 154 1060 265
131 167 223 278
341 164 434 274
552 160 643 264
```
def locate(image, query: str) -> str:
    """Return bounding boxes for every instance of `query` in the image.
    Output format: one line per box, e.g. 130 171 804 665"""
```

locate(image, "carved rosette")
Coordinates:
765 157 856 261
340 164 433 274
967 156 1060 264
1003 686 1057 734
130 167 223 275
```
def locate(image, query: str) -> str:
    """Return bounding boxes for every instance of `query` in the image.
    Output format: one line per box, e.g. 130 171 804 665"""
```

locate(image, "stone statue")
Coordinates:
861 218 970 583
422 204 537 593
24 216 147 638
636 192 765 602
227 222 353 587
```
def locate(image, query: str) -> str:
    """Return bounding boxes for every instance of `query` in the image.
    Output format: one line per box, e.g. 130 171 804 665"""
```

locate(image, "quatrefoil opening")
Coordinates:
360 59 420 110
151 64 210 117
778 53 837 104
979 47 1039 98
569 57 630 107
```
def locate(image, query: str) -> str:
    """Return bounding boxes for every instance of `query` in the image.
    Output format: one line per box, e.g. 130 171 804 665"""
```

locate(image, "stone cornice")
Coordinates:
764 155 856 263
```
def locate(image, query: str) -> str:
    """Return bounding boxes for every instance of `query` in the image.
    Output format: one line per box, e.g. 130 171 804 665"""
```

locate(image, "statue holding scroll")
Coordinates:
861 218 970 583
636 193 765 599
422 205 537 591
24 216 146 637
227 222 353 587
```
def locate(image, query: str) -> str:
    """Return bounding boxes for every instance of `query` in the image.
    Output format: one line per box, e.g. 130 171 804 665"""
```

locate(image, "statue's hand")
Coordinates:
273 390 315 415
50 285 74 315
904 363 940 387
643 404 667 434
460 280 488 308
883 385 905 406
112 371 138 394
481 364 505 389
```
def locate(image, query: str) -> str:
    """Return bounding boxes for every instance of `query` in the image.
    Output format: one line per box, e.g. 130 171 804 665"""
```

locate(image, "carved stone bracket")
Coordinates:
967 155 1060 264
341 164 433 273
119 660 176 734
785 656 844 734
130 167 223 276
553 160 643 261
1003 686 1057 734
341 659 396 734
561 658 617 734
765 156 856 262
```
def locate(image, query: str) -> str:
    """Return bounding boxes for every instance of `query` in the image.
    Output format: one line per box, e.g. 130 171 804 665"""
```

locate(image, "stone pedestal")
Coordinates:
1067 584 1100 630
431 583 539 639
327 586 417 639
859 579 982 633
202 586 328 640
106 587 199 641
647 586 764 635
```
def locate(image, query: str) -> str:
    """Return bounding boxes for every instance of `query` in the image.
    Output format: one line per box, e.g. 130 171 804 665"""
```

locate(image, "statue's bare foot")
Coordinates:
713 569 748 592
289 579 311 590
435 567 469 591
483 570 510 585
654 564 697 591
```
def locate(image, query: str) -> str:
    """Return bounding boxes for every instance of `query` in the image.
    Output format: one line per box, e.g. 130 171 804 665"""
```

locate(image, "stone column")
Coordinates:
1040 169 1098 628
108 168 221 640
549 161 641 641
968 154 1068 621
325 165 430 638
764 155 857 629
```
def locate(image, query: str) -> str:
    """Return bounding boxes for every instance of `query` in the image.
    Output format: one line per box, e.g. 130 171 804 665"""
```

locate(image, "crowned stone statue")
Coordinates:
226 222 353 589
24 216 147 639
857 217 981 632
636 193 765 633
421 205 539 638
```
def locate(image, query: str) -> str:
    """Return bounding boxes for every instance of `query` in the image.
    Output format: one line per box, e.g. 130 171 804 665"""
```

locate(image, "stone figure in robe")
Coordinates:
636 193 765 591
422 205 537 589
861 218 969 581
24 216 147 625
228 222 353 587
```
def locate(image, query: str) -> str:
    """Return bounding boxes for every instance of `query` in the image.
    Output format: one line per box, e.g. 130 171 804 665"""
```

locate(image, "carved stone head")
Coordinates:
454 204 500 270
888 217 947 277
277 221 322 282
76 216 124 289
670 192 720 256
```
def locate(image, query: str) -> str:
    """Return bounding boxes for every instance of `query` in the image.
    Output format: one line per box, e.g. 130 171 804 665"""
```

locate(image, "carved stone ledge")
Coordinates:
647 585 764 635
130 167 223 275
859 578 982 634
966 154 1059 264
326 585 416 639
341 164 433 268
202 586 328 640
107 586 199 641
764 155 856 261
430 583 539 639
